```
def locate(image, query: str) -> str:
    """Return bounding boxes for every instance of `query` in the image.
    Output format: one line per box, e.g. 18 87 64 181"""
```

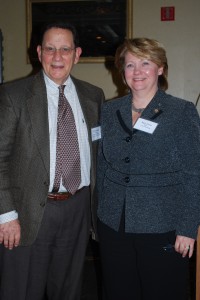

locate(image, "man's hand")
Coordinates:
175 235 195 258
0 219 21 250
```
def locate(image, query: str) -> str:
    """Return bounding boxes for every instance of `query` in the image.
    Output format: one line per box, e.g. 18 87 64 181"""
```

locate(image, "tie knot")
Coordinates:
59 85 66 95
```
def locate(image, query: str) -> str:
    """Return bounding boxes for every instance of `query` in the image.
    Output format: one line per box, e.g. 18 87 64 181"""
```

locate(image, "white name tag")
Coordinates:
133 118 158 134
91 126 101 141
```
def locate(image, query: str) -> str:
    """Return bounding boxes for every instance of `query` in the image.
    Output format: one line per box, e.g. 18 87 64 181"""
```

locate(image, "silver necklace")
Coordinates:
132 102 145 113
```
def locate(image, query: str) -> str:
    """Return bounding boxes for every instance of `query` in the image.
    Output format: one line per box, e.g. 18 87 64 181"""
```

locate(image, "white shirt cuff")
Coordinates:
0 210 18 224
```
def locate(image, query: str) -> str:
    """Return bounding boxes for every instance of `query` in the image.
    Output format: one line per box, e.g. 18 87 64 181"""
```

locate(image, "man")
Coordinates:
0 22 105 300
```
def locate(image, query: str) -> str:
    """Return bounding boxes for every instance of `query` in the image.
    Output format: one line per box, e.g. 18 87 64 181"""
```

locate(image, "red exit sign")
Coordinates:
161 7 175 21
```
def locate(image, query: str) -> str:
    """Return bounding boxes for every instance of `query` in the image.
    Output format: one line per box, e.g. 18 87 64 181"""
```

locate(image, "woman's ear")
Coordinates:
158 66 163 76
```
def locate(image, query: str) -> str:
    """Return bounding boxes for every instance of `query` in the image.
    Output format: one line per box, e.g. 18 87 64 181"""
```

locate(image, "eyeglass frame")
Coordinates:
41 46 76 55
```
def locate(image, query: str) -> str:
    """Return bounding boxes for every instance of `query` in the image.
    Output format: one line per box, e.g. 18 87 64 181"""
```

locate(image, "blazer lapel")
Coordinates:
115 90 164 138
26 71 50 177
116 94 133 136
71 78 100 145
141 90 164 121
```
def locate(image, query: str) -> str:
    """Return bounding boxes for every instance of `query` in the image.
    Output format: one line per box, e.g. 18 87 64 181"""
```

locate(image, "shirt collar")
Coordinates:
43 71 72 92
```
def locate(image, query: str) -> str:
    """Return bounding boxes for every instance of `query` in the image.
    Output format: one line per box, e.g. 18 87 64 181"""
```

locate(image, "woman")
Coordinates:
97 38 200 300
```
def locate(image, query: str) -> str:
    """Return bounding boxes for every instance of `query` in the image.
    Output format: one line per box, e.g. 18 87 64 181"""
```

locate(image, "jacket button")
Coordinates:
125 157 130 163
126 137 131 142
124 177 130 183
40 202 46 207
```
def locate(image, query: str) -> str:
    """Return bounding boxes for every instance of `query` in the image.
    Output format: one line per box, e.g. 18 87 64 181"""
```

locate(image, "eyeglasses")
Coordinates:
42 46 75 55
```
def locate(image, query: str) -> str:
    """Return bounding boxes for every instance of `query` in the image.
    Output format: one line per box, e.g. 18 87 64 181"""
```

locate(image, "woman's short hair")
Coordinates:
115 38 168 91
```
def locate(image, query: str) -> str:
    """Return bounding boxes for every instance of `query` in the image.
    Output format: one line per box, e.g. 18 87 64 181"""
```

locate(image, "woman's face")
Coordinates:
124 52 163 95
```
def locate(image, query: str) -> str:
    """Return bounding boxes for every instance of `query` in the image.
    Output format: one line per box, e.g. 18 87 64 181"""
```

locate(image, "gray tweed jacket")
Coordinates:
0 71 105 245
97 89 200 239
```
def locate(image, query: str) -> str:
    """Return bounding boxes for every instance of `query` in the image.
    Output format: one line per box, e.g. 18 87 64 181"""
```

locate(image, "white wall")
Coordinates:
133 0 200 111
0 0 200 110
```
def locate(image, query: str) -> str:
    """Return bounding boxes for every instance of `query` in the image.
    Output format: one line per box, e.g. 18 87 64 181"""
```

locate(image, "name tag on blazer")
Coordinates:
91 126 101 141
134 118 158 134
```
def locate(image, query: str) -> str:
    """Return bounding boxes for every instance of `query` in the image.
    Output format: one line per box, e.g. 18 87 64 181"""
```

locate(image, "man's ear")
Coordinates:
74 47 82 64
37 45 42 63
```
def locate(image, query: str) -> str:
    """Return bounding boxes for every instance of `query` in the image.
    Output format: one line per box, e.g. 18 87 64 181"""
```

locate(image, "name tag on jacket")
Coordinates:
91 126 101 141
134 118 158 134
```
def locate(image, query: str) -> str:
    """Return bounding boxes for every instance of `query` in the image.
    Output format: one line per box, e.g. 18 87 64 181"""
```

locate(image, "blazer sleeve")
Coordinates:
0 84 18 213
175 101 200 238
96 103 109 203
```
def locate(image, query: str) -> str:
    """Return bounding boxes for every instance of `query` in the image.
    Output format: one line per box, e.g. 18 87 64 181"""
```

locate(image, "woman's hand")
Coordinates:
175 235 195 258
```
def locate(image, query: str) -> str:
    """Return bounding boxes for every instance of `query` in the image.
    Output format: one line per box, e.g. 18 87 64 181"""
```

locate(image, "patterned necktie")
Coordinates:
53 85 81 194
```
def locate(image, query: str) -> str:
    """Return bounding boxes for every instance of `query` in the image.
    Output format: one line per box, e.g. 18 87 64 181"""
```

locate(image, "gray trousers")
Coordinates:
0 187 91 300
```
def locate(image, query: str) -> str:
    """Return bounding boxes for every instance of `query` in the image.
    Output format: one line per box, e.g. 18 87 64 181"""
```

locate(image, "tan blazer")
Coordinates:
0 71 104 245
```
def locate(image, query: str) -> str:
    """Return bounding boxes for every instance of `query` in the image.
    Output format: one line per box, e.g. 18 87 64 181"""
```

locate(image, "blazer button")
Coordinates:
125 157 130 163
40 202 46 207
126 137 131 142
124 176 130 183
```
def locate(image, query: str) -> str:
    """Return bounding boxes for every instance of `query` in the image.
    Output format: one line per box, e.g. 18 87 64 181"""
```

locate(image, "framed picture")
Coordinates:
0 29 3 84
26 0 133 63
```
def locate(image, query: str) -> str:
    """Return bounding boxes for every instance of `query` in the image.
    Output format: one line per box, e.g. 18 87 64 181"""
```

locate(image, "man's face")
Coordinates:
37 27 82 85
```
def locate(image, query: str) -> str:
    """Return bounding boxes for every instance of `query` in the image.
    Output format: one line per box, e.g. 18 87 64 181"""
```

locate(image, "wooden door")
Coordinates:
196 226 200 300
